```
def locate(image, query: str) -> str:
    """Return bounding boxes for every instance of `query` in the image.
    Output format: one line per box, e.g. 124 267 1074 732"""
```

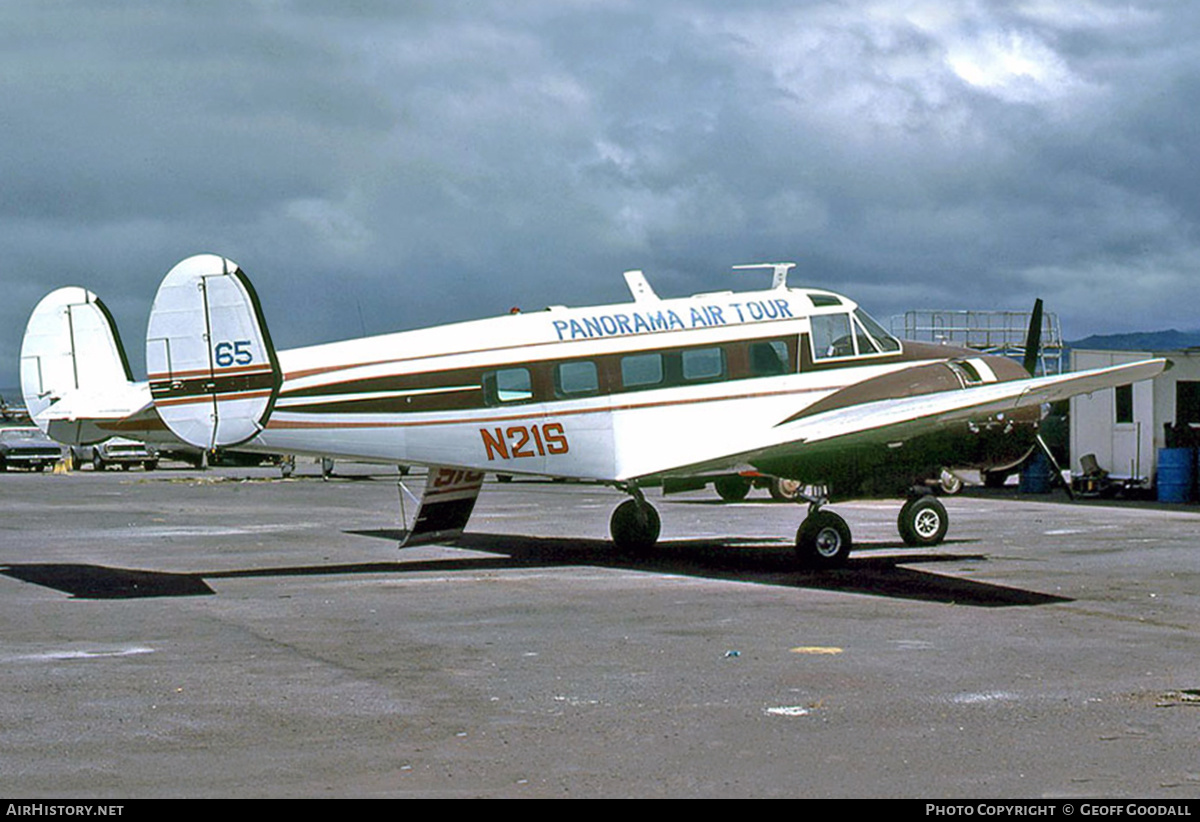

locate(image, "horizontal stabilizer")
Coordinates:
146 254 281 450
400 468 485 547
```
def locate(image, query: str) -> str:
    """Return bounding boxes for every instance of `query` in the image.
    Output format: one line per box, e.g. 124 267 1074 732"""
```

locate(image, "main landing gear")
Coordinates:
607 485 950 567
897 493 949 547
795 507 852 568
794 489 949 567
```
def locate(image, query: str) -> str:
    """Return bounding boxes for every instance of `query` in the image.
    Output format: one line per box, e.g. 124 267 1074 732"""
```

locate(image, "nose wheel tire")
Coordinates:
795 510 852 568
610 499 661 554
898 495 949 546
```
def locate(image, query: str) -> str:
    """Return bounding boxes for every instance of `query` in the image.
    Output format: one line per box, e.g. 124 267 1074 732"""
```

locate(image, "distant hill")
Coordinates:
1067 329 1200 352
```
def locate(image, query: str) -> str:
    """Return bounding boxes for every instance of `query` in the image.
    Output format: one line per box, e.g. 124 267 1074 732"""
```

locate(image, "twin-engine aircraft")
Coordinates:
20 254 1166 567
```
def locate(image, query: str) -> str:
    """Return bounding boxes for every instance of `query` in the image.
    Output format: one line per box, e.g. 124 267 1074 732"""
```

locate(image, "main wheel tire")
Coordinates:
714 476 752 502
610 499 661 554
769 477 804 501
795 510 852 568
93 454 105 471
898 495 949 546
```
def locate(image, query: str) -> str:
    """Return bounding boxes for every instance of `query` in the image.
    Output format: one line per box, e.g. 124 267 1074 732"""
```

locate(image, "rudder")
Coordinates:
20 286 142 443
146 254 282 449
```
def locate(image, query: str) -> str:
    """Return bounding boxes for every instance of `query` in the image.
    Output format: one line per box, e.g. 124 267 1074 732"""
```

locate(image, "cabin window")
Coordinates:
682 347 725 382
621 353 664 389
810 313 855 360
556 361 599 397
483 367 533 405
749 340 788 376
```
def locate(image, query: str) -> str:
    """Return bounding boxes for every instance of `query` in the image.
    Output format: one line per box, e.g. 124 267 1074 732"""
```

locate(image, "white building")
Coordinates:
1069 348 1200 483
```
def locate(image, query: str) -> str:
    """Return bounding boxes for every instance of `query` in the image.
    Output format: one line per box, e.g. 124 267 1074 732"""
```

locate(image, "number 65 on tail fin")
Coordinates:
146 254 282 451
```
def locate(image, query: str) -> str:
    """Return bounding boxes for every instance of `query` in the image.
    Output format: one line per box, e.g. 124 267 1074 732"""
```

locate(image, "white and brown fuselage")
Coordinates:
184 284 1039 496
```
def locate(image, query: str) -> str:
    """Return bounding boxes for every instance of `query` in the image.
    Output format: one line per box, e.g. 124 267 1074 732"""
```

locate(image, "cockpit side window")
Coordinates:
810 313 855 360
811 309 902 361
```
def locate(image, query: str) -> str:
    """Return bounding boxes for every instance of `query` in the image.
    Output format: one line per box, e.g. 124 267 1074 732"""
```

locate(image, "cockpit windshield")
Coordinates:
853 308 901 353
810 308 901 361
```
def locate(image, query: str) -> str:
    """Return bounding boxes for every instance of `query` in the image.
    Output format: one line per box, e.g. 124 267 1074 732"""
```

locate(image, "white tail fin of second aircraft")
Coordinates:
145 254 281 450
20 286 149 444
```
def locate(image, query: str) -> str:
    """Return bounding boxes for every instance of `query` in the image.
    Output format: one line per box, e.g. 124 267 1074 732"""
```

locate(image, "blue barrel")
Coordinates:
1019 451 1053 494
1157 447 1195 503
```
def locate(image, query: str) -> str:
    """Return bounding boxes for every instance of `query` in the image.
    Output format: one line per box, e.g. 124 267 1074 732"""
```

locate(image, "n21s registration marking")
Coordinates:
480 422 569 461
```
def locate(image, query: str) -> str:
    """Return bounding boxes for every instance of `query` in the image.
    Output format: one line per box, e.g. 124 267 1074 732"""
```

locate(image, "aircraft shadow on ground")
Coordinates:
0 531 1069 607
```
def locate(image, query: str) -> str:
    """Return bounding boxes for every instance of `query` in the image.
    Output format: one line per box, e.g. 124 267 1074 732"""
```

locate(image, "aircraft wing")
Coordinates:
653 358 1169 479
782 358 1167 445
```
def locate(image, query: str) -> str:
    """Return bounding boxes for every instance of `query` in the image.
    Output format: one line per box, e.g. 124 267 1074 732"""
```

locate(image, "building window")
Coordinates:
1177 382 1200 426
1114 384 1133 424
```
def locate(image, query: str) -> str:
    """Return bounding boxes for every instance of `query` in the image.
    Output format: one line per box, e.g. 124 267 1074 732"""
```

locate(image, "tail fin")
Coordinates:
20 287 148 444
146 254 282 450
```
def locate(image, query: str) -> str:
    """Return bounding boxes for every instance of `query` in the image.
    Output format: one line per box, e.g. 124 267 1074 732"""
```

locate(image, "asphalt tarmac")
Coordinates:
1 462 1199 798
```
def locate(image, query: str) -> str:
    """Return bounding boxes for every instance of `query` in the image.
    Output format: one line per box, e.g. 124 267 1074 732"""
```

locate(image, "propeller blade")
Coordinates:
1022 298 1044 376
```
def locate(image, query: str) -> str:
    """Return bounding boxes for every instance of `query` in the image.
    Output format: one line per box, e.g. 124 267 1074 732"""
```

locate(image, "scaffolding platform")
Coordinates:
890 308 1064 376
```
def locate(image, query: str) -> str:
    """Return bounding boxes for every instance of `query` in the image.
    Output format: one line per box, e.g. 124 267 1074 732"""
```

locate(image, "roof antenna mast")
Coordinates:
732 262 795 290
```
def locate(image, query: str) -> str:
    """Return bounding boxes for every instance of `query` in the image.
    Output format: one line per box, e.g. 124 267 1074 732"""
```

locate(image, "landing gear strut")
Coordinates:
610 488 660 554
793 488 852 568
795 508 852 568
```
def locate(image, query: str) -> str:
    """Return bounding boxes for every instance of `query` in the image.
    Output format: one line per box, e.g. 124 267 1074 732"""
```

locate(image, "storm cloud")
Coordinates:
3 1 1199 391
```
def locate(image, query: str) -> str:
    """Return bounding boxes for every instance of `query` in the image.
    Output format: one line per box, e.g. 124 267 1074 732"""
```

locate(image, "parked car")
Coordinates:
0 427 65 472
73 438 159 471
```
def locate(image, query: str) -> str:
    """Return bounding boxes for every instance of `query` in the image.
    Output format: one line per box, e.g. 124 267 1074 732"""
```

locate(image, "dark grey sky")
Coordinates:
4 1 1199 393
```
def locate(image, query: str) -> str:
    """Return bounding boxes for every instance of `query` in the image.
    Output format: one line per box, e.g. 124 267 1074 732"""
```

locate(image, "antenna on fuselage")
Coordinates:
623 270 659 303
733 262 795 290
